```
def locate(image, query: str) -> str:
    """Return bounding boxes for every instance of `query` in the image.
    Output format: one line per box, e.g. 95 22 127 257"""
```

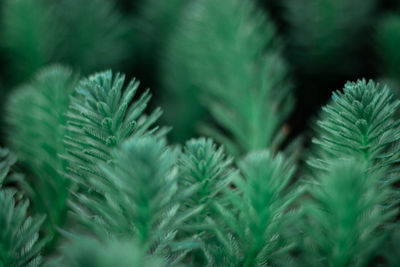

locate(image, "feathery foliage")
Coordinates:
56 236 167 267
6 66 78 242
178 138 235 222
302 160 397 266
210 151 302 266
309 80 400 172
64 70 165 189
163 0 293 154
71 136 199 256
285 0 376 76
0 148 46 267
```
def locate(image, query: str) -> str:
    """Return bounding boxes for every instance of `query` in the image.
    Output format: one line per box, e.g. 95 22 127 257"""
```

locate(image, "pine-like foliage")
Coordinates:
163 0 293 155
1 0 58 82
285 0 376 76
377 12 400 86
309 80 400 172
177 138 235 264
56 236 167 267
6 66 78 241
179 138 235 222
64 70 165 193
302 160 398 266
210 151 302 266
71 136 199 256
0 148 46 267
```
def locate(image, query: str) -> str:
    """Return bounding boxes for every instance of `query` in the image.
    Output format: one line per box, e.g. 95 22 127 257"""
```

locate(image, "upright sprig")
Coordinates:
178 138 235 221
64 70 165 189
163 0 293 155
6 66 77 243
302 160 398 266
71 136 199 258
177 138 236 264
211 151 302 266
309 80 400 172
0 148 47 267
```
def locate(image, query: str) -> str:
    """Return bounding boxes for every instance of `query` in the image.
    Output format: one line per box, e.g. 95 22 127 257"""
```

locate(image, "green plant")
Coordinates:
6 66 78 247
209 151 302 266
302 160 397 266
163 0 293 153
1 0 400 266
0 148 47 267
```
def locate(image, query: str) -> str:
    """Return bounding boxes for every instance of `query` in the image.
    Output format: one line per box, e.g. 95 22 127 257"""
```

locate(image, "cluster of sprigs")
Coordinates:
1 0 399 266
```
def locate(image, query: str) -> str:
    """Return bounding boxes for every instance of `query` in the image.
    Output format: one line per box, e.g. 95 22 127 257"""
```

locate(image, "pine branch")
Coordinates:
0 148 47 267
178 138 235 222
163 0 293 155
308 80 400 173
6 66 78 244
64 70 166 190
211 150 302 266
301 160 398 266
71 136 199 257
177 138 236 264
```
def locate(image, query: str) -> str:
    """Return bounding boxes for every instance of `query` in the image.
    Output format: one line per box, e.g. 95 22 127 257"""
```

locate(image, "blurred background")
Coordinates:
0 0 400 147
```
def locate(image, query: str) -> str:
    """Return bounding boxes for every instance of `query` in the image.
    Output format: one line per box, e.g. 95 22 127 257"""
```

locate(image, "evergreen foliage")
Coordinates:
309 80 400 172
6 66 78 242
64 70 165 190
178 138 235 222
0 148 46 267
1 0 400 266
163 0 293 154
301 160 397 266
210 151 302 266
71 136 200 257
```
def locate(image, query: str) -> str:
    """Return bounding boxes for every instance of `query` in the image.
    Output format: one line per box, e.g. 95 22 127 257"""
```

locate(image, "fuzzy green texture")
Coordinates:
6 66 78 242
0 148 46 267
64 70 165 189
71 136 200 260
210 151 302 266
309 80 400 172
163 0 293 154
302 160 397 266
56 236 167 267
179 138 235 222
